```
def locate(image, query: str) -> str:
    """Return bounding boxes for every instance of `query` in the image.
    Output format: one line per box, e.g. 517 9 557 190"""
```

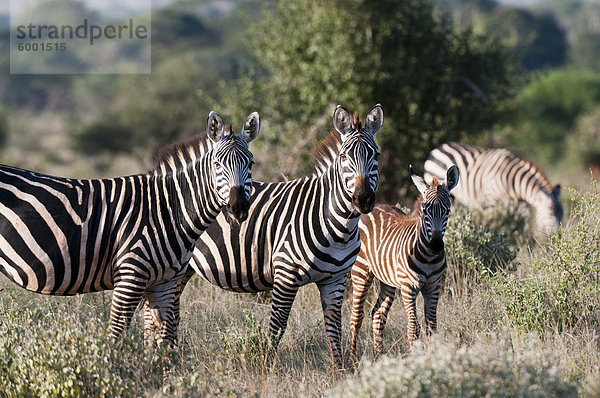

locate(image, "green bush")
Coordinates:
501 181 600 333
565 105 600 173
444 205 526 297
508 68 600 165
329 336 579 397
0 293 166 397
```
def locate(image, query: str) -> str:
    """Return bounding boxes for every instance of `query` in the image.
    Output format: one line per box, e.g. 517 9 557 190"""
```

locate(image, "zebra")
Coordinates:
424 142 563 234
0 111 259 346
349 164 458 362
152 104 383 369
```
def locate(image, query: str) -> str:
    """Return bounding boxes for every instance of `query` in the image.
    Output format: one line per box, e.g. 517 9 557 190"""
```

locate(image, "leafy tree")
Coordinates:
217 0 516 201
508 68 600 166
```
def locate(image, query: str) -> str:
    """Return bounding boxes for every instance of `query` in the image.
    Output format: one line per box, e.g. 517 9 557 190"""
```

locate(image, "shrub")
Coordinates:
329 336 579 397
0 293 165 397
443 204 526 297
501 180 600 333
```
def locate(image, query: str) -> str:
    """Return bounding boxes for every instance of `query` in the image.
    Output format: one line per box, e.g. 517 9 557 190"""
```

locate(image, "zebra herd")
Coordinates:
0 105 563 371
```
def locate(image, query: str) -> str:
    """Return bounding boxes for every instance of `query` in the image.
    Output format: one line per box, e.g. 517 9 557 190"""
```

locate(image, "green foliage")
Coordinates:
502 181 600 333
218 0 515 199
443 204 526 297
0 297 152 397
565 105 600 172
507 68 600 166
329 336 579 397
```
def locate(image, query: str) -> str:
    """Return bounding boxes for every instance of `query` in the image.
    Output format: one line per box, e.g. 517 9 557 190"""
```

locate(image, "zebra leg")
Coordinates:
109 278 146 341
142 271 193 347
143 280 178 347
349 266 374 365
371 282 396 359
317 277 346 371
422 282 441 337
268 276 300 346
400 284 421 343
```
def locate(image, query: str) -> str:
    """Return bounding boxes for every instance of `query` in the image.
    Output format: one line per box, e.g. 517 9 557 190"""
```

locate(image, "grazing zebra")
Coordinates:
424 142 563 234
155 105 383 369
0 111 259 346
349 165 458 362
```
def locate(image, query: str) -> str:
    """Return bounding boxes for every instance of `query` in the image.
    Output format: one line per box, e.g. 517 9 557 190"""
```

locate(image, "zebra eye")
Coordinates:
215 163 222 170
249 160 255 169
374 153 380 161
340 153 347 162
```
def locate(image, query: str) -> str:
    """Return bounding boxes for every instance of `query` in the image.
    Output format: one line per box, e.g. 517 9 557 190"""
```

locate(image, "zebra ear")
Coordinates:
446 165 459 192
410 164 429 195
241 111 260 143
207 111 224 142
366 104 383 135
333 105 353 136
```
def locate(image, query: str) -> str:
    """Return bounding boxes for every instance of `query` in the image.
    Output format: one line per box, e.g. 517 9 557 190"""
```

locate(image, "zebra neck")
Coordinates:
153 156 222 251
321 166 361 237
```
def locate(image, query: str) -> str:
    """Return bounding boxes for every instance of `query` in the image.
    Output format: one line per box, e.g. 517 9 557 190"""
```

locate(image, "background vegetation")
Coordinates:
1 0 600 396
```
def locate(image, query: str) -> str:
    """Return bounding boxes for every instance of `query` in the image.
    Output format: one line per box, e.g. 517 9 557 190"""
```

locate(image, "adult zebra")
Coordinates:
349 165 458 363
157 105 383 369
0 111 259 346
424 142 563 234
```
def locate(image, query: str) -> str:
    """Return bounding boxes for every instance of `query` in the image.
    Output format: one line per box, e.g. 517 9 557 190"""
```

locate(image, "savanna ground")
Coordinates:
1 178 599 397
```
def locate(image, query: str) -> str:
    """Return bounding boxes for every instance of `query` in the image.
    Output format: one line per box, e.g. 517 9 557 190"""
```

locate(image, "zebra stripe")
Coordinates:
424 142 563 234
349 165 458 362
162 105 383 369
0 111 259 346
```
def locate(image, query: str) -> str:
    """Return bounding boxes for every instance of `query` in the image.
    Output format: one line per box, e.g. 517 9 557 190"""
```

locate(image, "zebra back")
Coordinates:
424 142 563 234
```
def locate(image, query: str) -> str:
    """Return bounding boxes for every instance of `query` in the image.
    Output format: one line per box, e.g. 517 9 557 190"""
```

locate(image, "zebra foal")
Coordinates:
424 142 563 234
350 165 458 362
0 111 259 346
162 104 383 370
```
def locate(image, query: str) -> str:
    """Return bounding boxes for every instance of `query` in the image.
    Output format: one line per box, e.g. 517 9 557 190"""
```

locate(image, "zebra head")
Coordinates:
206 111 259 223
333 104 383 214
536 184 563 234
411 164 459 253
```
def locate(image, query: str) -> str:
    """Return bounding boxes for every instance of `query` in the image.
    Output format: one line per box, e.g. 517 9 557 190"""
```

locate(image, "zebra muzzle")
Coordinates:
430 230 444 252
352 178 376 214
226 186 250 222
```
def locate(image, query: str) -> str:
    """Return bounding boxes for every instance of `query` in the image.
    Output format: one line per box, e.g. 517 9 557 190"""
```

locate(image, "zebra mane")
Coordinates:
311 130 342 176
153 130 217 170
311 111 363 176
412 195 424 217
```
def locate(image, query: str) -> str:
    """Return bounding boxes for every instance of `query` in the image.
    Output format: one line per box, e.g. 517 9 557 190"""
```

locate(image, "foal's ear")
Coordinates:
241 111 260 143
207 111 224 142
410 164 429 195
333 105 353 137
365 104 383 135
446 165 459 192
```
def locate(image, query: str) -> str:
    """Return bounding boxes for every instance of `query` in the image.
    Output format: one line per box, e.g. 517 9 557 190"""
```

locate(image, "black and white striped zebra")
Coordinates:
349 165 458 362
160 105 383 369
424 142 563 234
0 111 259 346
